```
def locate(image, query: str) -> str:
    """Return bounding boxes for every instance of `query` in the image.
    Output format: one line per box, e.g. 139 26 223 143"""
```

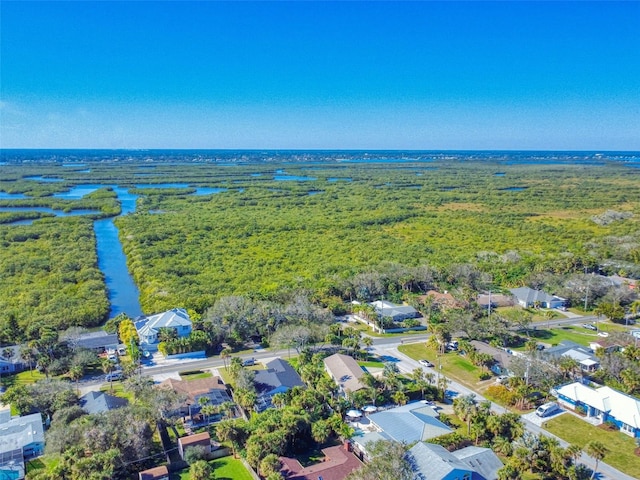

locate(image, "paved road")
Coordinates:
371 339 635 480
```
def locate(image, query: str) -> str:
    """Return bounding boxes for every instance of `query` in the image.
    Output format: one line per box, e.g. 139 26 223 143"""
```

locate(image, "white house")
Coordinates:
555 382 640 437
135 308 192 350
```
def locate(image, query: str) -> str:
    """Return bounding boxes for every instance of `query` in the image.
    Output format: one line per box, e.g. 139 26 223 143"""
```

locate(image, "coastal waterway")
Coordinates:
0 182 229 319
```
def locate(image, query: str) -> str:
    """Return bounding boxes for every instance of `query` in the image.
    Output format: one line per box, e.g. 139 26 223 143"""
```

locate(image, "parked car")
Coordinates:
117 347 126 356
107 354 118 362
419 359 434 367
582 323 597 331
242 358 256 367
597 331 609 337
536 402 561 418
105 371 123 381
496 375 509 384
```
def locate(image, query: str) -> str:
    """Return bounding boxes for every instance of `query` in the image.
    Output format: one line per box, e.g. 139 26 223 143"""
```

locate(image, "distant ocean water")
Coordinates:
1 149 639 165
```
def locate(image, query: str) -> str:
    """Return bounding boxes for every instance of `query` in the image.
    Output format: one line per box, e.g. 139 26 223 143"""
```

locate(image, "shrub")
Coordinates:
485 385 518 406
575 405 587 415
478 372 492 381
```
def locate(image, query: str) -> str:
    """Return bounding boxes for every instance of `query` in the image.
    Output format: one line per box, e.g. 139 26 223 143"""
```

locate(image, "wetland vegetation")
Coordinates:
1 152 639 340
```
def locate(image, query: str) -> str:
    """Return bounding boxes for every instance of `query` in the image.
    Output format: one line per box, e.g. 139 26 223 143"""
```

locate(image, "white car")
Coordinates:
597 331 609 337
419 359 434 368
496 375 509 384
105 371 123 381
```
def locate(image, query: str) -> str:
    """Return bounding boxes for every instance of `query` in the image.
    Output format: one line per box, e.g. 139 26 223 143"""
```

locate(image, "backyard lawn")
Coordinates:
544 413 640 479
176 456 254 480
0 369 46 388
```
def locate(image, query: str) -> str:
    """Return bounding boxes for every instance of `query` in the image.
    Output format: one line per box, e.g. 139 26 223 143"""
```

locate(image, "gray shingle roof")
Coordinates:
254 358 304 393
79 391 128 415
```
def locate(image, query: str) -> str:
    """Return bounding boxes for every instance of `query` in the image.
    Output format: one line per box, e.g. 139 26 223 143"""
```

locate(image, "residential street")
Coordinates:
371 339 636 480
76 314 636 480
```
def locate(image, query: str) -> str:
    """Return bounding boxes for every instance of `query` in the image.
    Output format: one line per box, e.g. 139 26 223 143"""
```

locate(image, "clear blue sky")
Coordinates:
1 1 639 150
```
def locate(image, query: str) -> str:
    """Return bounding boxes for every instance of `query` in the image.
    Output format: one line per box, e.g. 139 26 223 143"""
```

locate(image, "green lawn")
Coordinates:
545 413 640 479
180 370 213 381
99 381 135 402
1 369 46 388
515 326 599 349
358 360 385 369
398 343 485 387
176 456 254 480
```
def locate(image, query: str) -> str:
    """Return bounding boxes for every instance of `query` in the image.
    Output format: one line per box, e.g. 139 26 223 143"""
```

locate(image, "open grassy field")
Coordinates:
515 325 600 349
544 413 640 479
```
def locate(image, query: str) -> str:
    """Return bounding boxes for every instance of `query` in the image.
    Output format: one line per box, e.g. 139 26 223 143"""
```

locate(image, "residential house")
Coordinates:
159 376 233 425
352 403 452 458
75 331 119 354
554 382 640 437
79 391 129 415
0 346 25 375
135 308 192 350
324 353 366 395
589 336 634 353
254 358 304 412
408 442 503 480
420 291 463 310
138 465 170 480
469 341 513 375
509 287 566 309
279 444 363 480
544 341 600 373
177 432 212 460
0 409 45 480
370 300 420 322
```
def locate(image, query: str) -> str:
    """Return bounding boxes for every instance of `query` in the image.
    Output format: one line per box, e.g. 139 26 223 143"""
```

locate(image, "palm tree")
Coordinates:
68 365 83 394
392 390 408 405
19 345 37 375
565 443 582 464
453 393 477 435
584 441 608 479
220 347 232 369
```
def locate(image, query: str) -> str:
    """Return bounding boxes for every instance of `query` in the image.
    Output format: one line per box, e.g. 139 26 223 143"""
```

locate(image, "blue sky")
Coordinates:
1 1 639 150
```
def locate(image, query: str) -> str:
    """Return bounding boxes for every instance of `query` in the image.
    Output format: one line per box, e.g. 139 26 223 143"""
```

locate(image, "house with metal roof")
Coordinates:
75 331 119 353
254 358 304 411
353 403 452 452
554 381 640 437
135 308 192 350
370 300 420 322
544 341 600 372
0 410 45 480
407 442 503 480
509 287 566 309
324 353 366 395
